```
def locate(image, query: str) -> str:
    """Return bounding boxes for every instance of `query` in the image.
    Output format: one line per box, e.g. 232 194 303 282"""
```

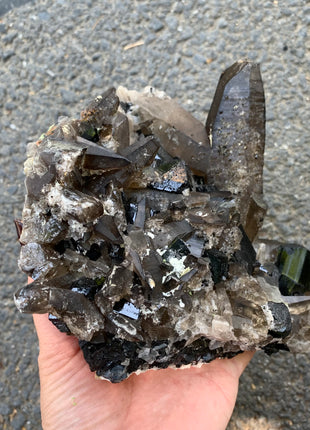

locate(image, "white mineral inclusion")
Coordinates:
162 255 189 283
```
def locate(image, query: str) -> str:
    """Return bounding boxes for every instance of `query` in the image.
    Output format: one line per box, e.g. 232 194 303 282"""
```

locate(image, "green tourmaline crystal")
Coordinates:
276 245 310 295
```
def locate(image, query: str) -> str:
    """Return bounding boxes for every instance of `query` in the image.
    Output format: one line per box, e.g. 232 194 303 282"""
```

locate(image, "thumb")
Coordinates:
33 313 81 362
29 275 81 364
223 350 255 380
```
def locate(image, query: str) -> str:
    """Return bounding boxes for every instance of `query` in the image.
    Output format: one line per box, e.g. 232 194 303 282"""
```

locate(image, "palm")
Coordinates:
34 314 253 430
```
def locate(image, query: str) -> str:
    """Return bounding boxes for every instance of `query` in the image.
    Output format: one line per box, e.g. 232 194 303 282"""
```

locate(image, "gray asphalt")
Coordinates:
0 1 309 429
0 0 33 17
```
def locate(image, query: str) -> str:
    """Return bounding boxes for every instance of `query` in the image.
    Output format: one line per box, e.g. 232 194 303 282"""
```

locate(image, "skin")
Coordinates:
33 313 254 430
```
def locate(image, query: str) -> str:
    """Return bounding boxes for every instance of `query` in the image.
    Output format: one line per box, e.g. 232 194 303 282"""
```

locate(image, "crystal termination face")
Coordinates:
15 61 310 382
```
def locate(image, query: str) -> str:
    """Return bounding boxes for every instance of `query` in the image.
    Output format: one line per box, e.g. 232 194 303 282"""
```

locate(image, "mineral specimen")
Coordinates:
15 61 310 382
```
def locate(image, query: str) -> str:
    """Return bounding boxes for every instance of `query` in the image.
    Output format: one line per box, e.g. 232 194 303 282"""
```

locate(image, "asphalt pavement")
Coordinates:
0 0 33 17
0 1 309 429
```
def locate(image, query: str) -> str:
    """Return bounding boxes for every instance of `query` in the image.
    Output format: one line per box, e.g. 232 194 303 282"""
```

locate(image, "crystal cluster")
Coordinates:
15 61 310 382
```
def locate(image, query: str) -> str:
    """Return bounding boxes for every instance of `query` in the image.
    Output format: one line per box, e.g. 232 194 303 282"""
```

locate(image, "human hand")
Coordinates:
33 313 254 430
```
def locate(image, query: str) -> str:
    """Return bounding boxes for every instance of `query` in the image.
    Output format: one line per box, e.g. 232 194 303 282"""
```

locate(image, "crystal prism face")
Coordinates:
15 61 310 382
276 245 310 295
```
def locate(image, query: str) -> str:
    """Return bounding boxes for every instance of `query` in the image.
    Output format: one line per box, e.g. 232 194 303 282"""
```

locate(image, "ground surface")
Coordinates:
0 0 309 429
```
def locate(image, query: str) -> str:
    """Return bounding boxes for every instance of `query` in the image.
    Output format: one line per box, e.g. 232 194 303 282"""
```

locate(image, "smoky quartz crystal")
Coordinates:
15 61 310 382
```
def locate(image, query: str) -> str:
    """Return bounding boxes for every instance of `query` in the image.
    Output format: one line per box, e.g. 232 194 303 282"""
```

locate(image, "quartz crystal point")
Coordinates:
15 62 310 383
205 61 266 241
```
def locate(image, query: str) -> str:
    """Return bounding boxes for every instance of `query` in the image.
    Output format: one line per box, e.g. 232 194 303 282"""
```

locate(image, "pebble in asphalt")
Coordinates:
0 1 309 429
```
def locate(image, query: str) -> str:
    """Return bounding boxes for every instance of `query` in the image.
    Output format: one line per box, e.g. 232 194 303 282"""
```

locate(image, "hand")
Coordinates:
33 313 254 430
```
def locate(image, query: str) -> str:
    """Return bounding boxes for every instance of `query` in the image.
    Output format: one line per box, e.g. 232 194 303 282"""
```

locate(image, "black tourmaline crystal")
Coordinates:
15 61 310 382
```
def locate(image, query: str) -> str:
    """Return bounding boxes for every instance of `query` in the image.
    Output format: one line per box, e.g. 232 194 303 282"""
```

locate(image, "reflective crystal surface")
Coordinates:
15 61 310 382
